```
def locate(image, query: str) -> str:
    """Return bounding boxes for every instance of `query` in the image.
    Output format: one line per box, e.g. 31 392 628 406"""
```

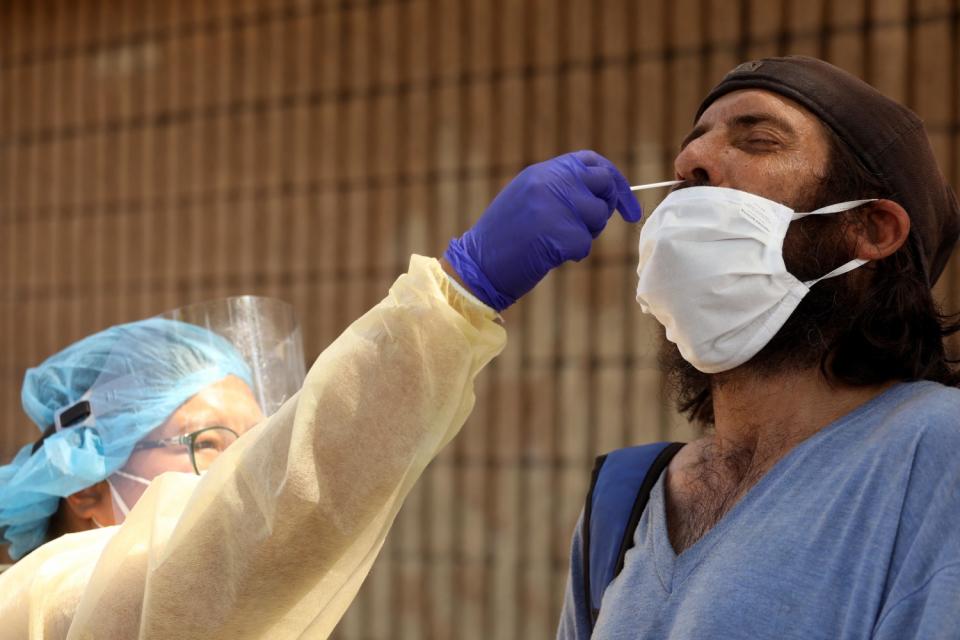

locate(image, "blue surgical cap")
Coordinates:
0 318 253 560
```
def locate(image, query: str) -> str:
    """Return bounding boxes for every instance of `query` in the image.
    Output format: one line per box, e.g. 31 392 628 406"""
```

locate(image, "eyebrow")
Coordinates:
680 112 798 149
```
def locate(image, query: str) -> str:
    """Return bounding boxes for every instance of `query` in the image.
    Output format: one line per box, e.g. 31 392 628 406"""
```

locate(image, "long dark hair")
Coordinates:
670 130 960 426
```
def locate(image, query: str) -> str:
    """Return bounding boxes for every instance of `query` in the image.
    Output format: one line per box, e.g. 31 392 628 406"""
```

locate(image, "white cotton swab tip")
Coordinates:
630 180 683 192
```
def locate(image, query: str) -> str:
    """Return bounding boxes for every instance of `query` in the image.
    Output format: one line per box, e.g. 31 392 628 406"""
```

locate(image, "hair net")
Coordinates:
0 318 253 560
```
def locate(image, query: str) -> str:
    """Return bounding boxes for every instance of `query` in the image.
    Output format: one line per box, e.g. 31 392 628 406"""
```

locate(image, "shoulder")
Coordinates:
864 381 960 449
865 382 960 519
846 382 960 491
886 380 960 416
1 526 113 583
0 527 115 636
870 385 960 619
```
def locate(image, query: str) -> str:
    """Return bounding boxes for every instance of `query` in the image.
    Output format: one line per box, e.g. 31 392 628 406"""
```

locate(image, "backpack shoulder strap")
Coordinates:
583 441 684 628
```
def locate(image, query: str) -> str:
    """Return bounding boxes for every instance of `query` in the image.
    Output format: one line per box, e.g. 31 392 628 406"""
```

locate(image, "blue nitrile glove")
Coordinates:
444 150 641 311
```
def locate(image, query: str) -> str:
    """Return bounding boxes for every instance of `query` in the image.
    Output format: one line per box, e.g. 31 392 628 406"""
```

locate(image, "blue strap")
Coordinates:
585 442 680 625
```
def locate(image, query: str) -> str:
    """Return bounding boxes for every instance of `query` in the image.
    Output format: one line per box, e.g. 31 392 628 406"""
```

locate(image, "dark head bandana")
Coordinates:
697 55 960 285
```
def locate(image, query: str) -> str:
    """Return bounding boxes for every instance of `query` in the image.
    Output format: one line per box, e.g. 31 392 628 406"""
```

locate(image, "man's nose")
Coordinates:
673 133 723 186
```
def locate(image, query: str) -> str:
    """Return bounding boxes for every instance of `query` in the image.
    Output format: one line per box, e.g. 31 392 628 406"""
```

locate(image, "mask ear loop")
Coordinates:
107 471 151 521
793 198 878 218
107 479 133 520
802 258 869 287
791 198 878 287
113 469 152 487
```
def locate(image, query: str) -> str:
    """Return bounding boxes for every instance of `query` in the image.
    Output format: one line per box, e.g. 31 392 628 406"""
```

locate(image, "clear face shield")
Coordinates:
160 296 306 417
69 296 305 524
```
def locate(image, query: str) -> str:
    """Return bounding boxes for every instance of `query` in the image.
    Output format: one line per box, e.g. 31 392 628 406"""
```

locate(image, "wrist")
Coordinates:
440 259 495 312
440 257 469 290
442 238 515 312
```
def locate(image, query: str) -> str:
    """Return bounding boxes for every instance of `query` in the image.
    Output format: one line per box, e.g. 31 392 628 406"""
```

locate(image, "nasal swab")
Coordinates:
630 180 682 192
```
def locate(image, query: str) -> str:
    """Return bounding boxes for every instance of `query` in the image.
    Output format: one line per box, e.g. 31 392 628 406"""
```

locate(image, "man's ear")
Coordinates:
848 199 911 260
64 481 115 526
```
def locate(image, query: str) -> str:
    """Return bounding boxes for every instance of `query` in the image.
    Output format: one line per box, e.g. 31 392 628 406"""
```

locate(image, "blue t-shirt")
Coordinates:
558 381 960 639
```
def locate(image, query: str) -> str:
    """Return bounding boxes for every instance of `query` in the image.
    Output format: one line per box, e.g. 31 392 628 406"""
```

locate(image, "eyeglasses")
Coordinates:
132 426 240 474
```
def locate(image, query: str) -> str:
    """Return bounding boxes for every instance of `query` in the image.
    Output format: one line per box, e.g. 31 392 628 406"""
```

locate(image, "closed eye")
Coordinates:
740 137 783 153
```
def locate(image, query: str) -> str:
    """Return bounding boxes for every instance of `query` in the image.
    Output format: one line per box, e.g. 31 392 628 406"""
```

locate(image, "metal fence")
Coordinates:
1 0 958 637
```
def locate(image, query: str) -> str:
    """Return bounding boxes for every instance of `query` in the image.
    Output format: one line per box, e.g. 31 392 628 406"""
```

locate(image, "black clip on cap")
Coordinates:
31 400 92 454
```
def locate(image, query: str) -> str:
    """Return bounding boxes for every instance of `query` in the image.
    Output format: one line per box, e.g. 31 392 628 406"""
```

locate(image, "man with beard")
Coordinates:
550 57 960 638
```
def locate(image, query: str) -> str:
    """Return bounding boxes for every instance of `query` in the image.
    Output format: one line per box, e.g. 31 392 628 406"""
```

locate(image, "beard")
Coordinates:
658 178 869 427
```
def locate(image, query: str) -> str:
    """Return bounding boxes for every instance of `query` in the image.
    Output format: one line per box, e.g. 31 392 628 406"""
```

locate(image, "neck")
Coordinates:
708 367 895 464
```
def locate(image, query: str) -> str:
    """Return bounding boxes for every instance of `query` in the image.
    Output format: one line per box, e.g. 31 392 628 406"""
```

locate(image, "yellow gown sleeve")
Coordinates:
64 255 506 639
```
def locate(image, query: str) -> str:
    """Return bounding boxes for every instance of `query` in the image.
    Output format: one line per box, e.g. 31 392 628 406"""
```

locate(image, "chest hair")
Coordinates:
664 440 776 555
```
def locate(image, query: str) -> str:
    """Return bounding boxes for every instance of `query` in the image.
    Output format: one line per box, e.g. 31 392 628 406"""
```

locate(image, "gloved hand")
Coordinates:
444 150 641 311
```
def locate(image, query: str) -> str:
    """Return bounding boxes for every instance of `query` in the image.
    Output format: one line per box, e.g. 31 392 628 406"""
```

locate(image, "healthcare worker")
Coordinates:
0 151 639 639
1 315 265 558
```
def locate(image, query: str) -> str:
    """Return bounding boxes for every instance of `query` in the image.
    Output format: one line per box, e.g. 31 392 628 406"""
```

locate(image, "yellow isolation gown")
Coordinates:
0 256 505 639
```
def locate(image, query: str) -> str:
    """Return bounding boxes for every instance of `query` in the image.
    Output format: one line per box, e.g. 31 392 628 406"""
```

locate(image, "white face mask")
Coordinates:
636 186 876 373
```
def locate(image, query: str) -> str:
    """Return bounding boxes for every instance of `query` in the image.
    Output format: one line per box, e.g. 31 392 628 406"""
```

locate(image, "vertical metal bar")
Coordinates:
950 0 960 309
206 9 225 308
906 0 917 110
777 0 791 55
92 0 110 324
252 8 273 302
943 0 960 308
419 0 439 631
525 0 566 626
363 3 381 315
480 113 496 636
464 0 492 637
818 0 831 60
136 1 157 319
620 0 641 460
45 0 66 372
3 1 26 459
388 0 411 635
954 1 960 175
737 0 752 62
22 1 41 380
151 0 172 312
659 0 678 441
273 6 298 305
462 0 489 614
0 6 5 461
333 1 352 340
331 5 355 638
209 4 230 309
583 0 603 612
392 9 415 307
416 2 432 632
114 0 133 322
702 0 716 90
386 2 404 632
359 6 381 637
546 0 571 634
174 3 196 306
862 0 875 84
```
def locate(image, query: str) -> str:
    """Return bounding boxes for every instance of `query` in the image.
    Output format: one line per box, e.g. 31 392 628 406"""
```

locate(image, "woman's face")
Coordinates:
109 375 265 512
